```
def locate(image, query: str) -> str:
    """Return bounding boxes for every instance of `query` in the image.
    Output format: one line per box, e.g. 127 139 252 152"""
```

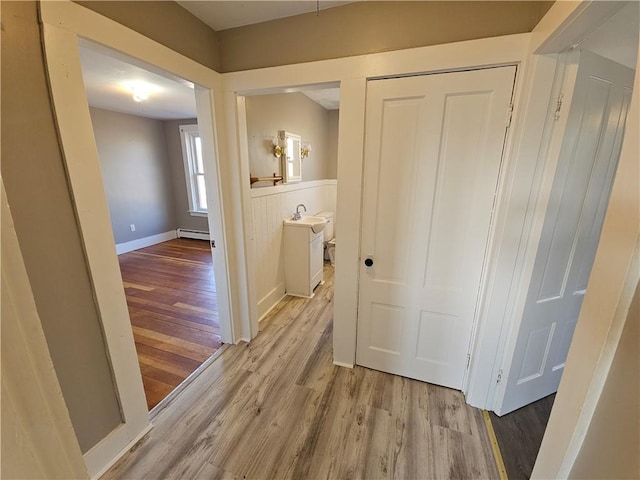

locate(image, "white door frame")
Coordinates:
40 2 245 477
222 35 531 384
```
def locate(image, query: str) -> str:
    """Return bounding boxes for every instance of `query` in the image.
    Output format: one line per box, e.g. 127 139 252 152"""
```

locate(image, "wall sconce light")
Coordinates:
301 143 312 159
272 141 283 158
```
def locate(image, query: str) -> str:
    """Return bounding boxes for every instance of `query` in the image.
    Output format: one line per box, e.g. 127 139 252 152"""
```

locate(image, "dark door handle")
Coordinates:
364 257 374 267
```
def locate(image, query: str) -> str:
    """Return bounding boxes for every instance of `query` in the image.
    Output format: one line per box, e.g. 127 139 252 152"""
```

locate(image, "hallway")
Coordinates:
105 265 498 479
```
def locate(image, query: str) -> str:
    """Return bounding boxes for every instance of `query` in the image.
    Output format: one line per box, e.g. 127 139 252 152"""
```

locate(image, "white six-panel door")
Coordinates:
498 51 634 414
356 67 516 389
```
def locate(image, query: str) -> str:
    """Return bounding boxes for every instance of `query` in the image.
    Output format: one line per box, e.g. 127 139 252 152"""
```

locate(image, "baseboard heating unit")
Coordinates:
176 228 210 241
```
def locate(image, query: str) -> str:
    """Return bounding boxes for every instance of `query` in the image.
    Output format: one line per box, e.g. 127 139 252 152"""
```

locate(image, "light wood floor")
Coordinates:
118 239 221 410
104 265 498 479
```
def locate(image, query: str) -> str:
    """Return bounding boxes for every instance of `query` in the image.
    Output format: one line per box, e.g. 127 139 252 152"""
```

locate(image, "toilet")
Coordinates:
327 238 336 266
315 211 336 265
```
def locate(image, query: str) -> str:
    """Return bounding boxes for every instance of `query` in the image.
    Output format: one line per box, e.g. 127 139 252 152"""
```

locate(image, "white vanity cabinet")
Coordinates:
283 223 324 298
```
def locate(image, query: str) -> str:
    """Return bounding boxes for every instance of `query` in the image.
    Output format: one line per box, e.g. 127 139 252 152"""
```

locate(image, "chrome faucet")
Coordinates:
293 204 307 220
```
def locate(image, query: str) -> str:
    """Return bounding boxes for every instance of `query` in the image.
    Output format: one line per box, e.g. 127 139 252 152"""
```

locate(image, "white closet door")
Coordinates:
357 66 516 389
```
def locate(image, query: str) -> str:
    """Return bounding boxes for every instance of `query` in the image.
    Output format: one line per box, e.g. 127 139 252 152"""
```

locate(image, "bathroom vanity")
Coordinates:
283 216 326 297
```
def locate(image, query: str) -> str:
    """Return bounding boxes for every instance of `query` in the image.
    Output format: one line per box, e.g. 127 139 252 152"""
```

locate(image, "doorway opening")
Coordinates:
490 3 638 477
239 84 340 326
78 40 223 411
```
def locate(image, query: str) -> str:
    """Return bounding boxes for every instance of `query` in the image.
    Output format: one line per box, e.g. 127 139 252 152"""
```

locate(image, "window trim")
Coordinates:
179 124 208 216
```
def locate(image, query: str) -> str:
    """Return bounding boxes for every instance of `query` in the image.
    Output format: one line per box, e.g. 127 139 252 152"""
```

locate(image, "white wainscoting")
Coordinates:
251 179 337 319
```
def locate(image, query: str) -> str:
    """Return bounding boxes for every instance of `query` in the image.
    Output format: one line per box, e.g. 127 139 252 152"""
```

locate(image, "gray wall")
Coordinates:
327 110 339 180
569 280 640 479
1 1 122 453
163 119 209 232
90 108 178 244
246 92 337 185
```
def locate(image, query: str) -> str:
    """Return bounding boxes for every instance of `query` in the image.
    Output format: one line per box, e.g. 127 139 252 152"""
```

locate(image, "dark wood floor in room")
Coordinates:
118 239 221 410
490 394 556 479
104 265 499 480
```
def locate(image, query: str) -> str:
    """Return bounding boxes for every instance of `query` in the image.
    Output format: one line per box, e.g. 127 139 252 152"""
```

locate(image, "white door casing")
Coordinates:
498 50 634 415
357 67 516 389
39 2 239 476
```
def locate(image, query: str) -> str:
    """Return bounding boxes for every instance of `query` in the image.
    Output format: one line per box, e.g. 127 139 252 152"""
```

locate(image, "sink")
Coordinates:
283 215 328 234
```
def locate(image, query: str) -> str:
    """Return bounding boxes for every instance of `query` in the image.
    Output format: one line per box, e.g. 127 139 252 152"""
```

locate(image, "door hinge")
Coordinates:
496 369 504 384
506 102 514 128
466 354 471 369
554 94 564 120
210 240 216 248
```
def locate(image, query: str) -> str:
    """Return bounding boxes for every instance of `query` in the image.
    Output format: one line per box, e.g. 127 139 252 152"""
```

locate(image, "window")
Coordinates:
180 124 207 215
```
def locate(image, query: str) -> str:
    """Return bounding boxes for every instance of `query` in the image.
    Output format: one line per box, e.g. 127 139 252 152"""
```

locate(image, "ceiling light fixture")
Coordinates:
132 90 148 103
122 80 159 103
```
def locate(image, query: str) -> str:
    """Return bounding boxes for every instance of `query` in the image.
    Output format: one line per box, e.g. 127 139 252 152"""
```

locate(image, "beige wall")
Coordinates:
163 118 210 232
245 93 336 184
1 1 122 453
218 1 553 72
75 0 221 71
73 1 552 73
90 108 178 244
569 281 640 479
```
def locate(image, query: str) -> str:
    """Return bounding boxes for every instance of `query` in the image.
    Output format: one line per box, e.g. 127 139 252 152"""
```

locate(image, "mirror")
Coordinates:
279 130 302 183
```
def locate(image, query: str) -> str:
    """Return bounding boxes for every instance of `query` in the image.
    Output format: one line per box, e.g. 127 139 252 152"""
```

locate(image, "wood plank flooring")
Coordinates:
490 394 555 479
118 239 221 410
104 265 499 479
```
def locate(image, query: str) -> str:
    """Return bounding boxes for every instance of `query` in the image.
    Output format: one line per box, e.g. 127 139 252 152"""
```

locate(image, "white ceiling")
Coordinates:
302 88 341 110
79 43 198 120
177 1 353 31
580 2 639 69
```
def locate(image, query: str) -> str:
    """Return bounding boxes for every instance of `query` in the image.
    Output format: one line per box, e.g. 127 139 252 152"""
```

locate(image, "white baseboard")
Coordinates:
333 361 354 369
176 228 210 241
257 283 286 321
116 230 177 255
84 422 152 479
